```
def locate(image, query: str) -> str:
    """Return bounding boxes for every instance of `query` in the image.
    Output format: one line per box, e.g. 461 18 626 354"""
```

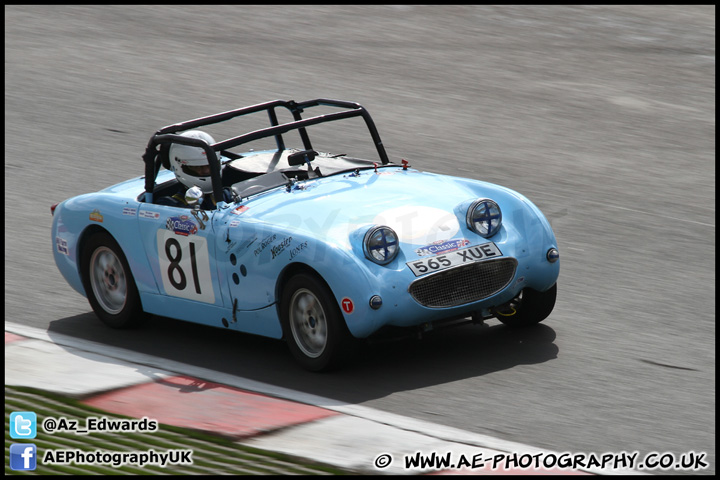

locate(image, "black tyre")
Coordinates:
80 231 145 329
496 283 557 328
279 273 356 372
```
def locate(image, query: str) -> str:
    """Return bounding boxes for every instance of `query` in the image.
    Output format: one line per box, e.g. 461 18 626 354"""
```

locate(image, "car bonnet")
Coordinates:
229 168 515 251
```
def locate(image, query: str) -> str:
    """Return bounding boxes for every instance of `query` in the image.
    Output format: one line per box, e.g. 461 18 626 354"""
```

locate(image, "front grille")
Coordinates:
408 258 517 308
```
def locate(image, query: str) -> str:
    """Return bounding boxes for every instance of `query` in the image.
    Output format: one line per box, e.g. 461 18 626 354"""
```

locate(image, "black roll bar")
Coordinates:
142 99 389 204
143 135 222 204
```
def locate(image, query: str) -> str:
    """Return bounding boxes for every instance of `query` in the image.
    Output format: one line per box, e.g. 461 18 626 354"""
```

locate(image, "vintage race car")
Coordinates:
51 99 560 371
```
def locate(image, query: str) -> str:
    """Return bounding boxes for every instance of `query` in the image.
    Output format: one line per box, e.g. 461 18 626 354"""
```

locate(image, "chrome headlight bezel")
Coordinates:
363 225 400 265
466 198 502 238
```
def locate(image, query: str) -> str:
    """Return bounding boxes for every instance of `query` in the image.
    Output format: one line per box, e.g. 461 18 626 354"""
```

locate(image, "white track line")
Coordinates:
5 322 642 475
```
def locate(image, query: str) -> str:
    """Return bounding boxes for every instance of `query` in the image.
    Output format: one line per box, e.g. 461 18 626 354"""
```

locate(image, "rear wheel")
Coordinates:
80 232 145 328
280 273 356 372
496 283 557 328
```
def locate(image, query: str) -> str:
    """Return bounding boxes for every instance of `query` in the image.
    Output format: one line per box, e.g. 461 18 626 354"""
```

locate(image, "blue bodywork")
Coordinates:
52 161 559 339
51 99 559 342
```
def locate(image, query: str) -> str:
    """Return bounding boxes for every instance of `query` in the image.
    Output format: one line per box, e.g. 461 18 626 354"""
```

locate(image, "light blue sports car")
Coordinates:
51 99 560 371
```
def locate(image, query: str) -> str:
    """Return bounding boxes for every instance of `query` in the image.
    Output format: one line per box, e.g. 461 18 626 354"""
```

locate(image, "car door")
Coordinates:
137 202 224 307
211 204 282 311
208 203 288 339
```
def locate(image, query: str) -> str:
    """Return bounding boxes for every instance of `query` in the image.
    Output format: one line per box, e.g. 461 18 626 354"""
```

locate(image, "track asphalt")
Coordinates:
6 324 623 475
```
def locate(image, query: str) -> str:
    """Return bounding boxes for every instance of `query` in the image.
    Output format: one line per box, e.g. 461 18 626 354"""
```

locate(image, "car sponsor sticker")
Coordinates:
415 238 470 257
55 237 69 256
407 242 502 276
89 209 103 223
341 298 354 314
122 207 137 216
166 215 198 236
231 205 249 215
270 237 292 259
139 210 161 220
236 235 257 252
254 234 277 256
289 241 308 260
224 239 238 254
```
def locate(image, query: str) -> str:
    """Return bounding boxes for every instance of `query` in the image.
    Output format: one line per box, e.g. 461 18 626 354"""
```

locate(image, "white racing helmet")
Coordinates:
168 130 217 194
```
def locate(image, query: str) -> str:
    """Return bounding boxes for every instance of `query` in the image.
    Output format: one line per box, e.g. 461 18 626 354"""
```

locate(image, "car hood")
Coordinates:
232 167 527 249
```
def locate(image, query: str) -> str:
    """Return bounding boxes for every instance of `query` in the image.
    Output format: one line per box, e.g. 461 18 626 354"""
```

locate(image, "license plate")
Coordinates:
407 242 503 276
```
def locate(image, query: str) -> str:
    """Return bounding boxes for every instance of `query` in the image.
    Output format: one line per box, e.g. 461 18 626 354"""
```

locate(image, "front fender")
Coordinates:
280 245 394 339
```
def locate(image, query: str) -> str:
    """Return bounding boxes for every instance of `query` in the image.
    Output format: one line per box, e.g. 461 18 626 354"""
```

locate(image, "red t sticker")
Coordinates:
341 298 354 314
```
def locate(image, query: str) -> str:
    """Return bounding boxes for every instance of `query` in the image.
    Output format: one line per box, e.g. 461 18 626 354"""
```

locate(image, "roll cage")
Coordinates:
141 99 390 204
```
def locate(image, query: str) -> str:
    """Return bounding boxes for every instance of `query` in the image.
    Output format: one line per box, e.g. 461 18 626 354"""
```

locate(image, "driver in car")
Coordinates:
157 130 233 210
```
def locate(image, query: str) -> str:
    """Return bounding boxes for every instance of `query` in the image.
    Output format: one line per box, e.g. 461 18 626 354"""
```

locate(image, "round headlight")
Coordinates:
467 199 502 237
363 226 399 265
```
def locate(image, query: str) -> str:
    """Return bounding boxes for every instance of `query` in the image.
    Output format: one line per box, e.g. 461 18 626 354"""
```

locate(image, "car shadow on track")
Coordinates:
45 312 558 404
331 321 558 401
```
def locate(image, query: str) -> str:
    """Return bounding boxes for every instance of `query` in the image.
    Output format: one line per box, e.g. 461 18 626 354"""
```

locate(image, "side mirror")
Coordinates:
186 185 209 229
185 186 204 207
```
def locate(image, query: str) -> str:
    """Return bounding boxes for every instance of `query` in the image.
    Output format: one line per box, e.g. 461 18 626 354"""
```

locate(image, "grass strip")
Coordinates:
6 386 350 475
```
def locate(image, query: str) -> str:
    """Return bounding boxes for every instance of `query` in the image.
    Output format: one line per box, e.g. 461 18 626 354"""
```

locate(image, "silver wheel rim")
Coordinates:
89 246 127 315
289 288 328 358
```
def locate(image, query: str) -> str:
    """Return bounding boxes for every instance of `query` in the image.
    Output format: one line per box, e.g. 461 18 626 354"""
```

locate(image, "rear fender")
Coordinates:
54 193 160 297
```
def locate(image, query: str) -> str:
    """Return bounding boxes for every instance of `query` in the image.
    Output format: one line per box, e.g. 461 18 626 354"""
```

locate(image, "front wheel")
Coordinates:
279 273 356 372
80 231 145 329
496 283 557 328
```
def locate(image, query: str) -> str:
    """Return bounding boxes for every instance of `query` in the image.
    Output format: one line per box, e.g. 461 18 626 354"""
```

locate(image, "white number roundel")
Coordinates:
156 230 215 303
